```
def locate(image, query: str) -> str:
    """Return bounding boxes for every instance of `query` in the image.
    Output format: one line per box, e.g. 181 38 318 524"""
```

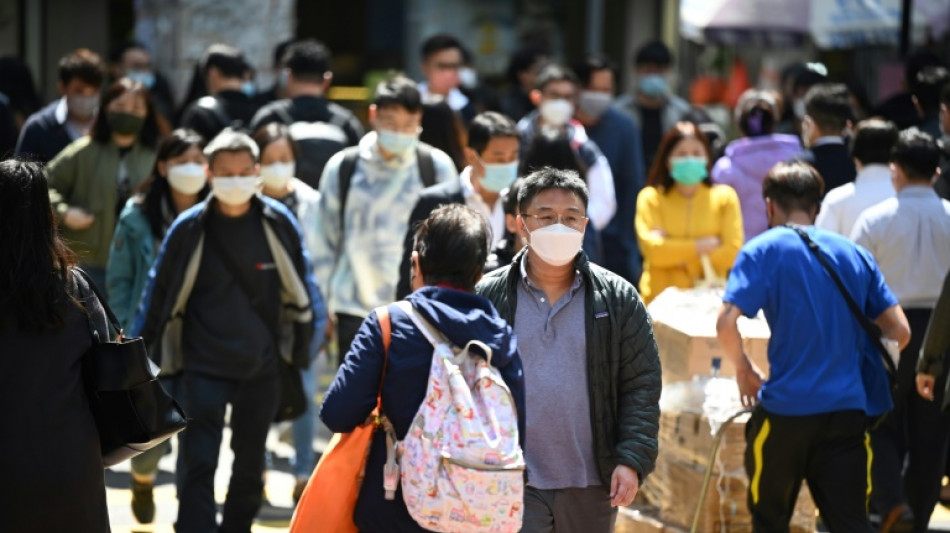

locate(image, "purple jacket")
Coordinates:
712 134 802 240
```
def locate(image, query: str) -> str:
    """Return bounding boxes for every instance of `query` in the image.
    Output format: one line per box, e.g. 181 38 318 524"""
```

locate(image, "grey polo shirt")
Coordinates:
515 255 601 489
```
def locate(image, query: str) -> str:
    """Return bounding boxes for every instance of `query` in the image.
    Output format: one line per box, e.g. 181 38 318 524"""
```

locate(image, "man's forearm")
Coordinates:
717 302 750 371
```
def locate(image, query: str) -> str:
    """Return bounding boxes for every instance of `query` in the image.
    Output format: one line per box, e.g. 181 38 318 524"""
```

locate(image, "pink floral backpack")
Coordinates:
382 301 525 533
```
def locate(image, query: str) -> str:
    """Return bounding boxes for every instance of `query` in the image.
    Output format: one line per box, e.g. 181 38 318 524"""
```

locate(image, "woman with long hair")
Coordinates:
635 121 743 303
0 159 111 531
46 77 160 291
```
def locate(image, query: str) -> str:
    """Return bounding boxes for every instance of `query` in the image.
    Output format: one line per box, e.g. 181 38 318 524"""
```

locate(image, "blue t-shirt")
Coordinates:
723 225 897 416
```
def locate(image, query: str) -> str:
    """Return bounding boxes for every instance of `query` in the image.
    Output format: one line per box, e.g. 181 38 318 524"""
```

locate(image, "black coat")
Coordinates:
0 274 111 532
794 143 857 196
13 99 74 164
395 179 465 300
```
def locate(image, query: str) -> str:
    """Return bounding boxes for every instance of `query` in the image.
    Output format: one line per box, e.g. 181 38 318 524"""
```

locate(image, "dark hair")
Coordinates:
109 41 147 64
502 178 522 216
891 128 940 181
792 66 828 94
420 101 465 170
804 83 852 133
535 63 578 91
506 46 547 85
252 123 300 162
204 128 260 166
412 204 489 291
468 111 519 154
736 90 777 137
176 62 207 123
272 39 297 68
420 34 464 61
762 161 824 215
850 119 899 166
90 78 160 149
573 54 617 87
905 49 942 86
680 107 725 159
58 48 105 87
942 81 950 107
647 122 713 191
0 159 78 332
911 66 950 113
142 129 208 240
282 39 331 81
520 131 588 182
201 43 248 80
374 75 422 112
518 166 590 215
634 41 672 67
0 57 42 118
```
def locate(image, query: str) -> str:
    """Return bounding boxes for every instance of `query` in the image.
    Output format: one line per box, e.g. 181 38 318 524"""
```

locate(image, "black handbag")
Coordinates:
75 268 188 467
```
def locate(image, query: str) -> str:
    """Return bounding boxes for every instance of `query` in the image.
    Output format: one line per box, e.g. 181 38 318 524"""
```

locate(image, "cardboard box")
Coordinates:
616 509 666 533
658 410 746 474
647 288 771 384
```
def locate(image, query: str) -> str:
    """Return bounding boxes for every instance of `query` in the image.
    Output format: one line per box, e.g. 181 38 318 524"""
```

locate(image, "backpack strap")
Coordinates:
338 146 361 231
392 301 493 364
197 96 234 132
416 143 436 188
274 103 295 125
373 304 392 402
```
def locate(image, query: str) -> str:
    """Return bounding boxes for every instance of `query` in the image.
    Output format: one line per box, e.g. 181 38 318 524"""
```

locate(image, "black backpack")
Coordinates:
274 105 350 189
197 96 247 134
336 143 436 230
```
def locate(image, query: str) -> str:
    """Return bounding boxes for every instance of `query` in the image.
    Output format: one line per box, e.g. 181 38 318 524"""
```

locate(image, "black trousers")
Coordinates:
745 406 873 533
871 308 950 532
335 313 366 367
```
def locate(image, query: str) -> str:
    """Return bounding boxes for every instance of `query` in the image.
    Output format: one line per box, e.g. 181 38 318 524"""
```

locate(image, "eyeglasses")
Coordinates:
522 213 587 230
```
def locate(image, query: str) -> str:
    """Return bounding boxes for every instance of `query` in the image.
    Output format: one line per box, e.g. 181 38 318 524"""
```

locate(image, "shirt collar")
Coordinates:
897 184 938 198
358 130 417 170
460 166 476 198
54 97 68 125
418 82 470 111
519 252 583 292
855 164 891 183
812 136 844 148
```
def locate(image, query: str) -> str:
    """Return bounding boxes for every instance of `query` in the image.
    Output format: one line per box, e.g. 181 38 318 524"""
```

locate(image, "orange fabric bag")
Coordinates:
289 306 392 533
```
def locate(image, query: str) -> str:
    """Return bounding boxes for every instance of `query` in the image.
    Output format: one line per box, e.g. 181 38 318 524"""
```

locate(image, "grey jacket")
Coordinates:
614 92 692 134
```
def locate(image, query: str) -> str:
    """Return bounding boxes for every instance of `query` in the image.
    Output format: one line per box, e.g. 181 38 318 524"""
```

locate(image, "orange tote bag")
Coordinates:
290 306 392 533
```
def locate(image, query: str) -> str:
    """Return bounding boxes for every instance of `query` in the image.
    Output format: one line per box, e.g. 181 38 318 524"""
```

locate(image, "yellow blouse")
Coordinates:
635 184 744 303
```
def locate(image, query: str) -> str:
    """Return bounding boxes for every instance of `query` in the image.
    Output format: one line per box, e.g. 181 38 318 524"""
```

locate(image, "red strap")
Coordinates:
374 305 392 408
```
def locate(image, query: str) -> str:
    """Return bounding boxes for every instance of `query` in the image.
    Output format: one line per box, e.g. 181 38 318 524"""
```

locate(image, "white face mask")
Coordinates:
539 99 574 127
260 161 295 190
527 223 584 266
166 162 207 195
212 176 259 206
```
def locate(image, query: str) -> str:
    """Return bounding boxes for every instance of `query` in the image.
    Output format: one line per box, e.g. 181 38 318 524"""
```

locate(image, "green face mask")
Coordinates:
106 111 145 136
669 156 708 185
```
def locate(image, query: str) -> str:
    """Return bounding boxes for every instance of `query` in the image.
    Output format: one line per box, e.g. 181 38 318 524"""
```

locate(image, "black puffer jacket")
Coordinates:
476 248 661 484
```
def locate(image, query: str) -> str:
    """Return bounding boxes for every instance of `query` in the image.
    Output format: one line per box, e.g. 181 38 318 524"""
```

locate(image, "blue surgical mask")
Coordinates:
127 70 156 89
638 74 669 98
477 159 518 193
669 156 708 185
376 128 419 156
241 81 257 97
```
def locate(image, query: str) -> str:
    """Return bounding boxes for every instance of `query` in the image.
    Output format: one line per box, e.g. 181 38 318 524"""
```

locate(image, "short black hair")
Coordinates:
58 48 105 87
573 54 617 87
911 66 950 113
634 41 672 67
374 75 422 113
252 122 300 162
518 167 589 215
535 63 578 91
502 179 522 216
850 119 898 166
109 41 147 64
506 46 547 84
905 49 942 86
762 161 824 215
413 204 489 291
467 111 519 154
520 131 587 182
420 34 464 61
282 39 331 81
792 65 828 94
891 128 940 181
942 81 950 107
202 44 248 80
272 39 296 68
804 83 852 133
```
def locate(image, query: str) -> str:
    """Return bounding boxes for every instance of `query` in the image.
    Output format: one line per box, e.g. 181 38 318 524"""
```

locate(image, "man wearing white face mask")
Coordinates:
132 129 327 532
516 63 617 263
477 168 660 533
396 111 521 299
315 76 457 366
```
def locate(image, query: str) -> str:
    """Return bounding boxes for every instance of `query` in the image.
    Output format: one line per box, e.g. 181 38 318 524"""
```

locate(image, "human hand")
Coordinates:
737 364 764 408
325 315 335 341
63 207 95 230
696 236 722 255
609 464 640 507
917 373 937 401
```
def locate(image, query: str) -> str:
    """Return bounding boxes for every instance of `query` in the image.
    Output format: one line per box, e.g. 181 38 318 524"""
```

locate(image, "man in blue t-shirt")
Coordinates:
716 161 910 532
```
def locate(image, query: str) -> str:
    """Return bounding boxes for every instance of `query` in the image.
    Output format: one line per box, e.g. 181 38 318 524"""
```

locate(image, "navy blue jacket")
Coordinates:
793 143 857 198
14 99 74 164
321 286 525 533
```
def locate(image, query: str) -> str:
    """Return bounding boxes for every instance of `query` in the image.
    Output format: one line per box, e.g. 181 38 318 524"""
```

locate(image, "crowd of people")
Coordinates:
1 28 950 533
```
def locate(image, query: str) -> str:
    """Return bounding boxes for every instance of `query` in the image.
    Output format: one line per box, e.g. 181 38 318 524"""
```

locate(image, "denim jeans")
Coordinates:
175 367 279 533
291 359 319 478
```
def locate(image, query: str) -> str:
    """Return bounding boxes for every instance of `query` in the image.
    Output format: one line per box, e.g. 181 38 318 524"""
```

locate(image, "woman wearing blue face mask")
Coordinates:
635 121 743 303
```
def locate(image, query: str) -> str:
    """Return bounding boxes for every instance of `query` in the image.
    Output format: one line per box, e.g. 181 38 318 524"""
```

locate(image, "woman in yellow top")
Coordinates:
636 121 743 303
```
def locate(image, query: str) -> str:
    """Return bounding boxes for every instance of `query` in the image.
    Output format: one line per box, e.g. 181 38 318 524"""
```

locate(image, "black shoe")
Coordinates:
130 478 155 524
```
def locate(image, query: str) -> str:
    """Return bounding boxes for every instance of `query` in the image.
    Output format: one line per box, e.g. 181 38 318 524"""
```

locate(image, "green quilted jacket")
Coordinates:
476 248 661 484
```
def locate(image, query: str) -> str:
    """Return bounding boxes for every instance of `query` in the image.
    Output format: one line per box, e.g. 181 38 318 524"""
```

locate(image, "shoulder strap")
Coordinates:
373 305 393 405
393 300 445 347
416 143 436 188
789 225 897 377
338 147 361 231
73 267 122 342
274 104 295 125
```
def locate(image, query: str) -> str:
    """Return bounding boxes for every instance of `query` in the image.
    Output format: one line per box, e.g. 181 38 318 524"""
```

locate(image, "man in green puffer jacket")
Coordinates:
476 167 660 533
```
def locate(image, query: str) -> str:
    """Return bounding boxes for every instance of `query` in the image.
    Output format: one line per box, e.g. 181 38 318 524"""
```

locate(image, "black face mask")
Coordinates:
106 111 144 136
